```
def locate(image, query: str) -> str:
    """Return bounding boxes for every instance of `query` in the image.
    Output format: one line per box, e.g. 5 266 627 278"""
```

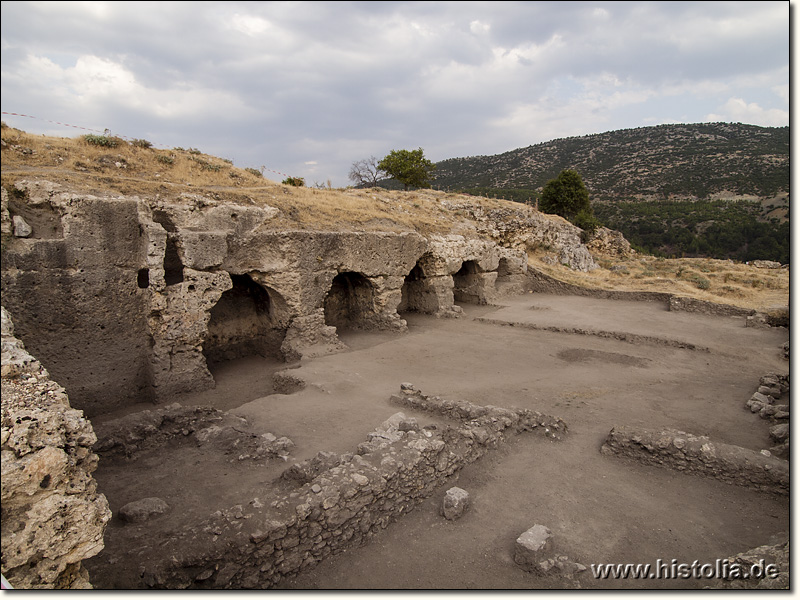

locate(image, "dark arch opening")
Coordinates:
453 260 483 305
324 271 375 331
399 263 434 314
203 274 286 366
163 237 184 286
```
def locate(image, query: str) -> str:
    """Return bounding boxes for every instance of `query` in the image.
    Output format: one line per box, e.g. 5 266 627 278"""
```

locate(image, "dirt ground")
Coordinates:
85 293 790 590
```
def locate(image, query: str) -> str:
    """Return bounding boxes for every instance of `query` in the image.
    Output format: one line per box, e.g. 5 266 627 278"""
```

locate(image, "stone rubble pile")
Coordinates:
514 524 586 578
744 372 789 459
93 403 294 462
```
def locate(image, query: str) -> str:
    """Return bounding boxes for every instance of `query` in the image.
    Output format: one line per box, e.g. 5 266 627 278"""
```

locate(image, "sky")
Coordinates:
0 1 790 188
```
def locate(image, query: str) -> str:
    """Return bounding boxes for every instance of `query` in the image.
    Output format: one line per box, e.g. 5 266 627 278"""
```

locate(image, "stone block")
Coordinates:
441 487 470 520
514 525 553 571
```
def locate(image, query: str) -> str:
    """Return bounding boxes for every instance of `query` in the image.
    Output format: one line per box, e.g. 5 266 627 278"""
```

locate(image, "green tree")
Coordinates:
539 169 592 222
378 148 435 190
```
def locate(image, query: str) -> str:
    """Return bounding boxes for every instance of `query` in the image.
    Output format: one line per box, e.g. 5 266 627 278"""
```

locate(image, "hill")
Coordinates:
432 123 789 262
433 122 789 202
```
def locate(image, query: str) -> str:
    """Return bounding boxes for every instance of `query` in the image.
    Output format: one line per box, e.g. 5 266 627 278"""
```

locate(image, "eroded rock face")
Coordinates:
585 226 634 259
1 307 111 589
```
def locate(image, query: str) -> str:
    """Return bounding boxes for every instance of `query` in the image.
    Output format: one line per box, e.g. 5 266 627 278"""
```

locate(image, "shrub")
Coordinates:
282 176 305 187
82 134 120 148
540 169 592 221
245 167 263 178
131 138 153 149
572 209 601 238
156 154 175 165
189 156 222 171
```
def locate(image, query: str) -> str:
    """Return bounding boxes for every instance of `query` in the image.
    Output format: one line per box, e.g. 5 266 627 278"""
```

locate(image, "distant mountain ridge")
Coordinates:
433 122 789 202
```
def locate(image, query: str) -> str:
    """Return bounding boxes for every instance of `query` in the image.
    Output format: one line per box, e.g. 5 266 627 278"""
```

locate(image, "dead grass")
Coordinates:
529 249 789 312
1 124 789 313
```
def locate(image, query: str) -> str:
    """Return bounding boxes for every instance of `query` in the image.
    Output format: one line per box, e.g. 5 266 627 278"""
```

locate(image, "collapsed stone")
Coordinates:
441 487 470 520
1 308 111 589
514 525 553 572
119 498 170 523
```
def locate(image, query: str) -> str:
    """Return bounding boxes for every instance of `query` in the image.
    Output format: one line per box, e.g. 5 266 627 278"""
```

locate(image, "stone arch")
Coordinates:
453 260 484 304
324 271 375 331
399 261 442 314
203 273 288 366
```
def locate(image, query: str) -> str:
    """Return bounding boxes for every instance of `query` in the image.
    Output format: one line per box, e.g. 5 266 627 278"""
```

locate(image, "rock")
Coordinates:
758 385 781 397
749 260 782 269
119 497 170 523
514 525 553 571
441 487 470 520
398 417 420 432
770 424 789 443
12 215 32 238
585 227 634 258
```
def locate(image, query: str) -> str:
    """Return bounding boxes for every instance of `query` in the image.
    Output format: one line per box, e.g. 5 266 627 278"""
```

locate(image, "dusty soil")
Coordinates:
85 293 790 590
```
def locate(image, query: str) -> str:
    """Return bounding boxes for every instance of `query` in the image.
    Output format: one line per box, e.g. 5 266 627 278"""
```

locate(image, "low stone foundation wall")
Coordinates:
526 268 756 318
667 295 754 317
476 317 710 352
130 386 567 589
600 426 788 496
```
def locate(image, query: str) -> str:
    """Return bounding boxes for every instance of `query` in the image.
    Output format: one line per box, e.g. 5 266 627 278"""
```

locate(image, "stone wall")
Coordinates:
1 307 111 589
600 425 788 496
1 185 153 416
120 386 567 589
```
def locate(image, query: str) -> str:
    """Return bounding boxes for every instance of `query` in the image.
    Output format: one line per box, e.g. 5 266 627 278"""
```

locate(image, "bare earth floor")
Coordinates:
85 293 790 590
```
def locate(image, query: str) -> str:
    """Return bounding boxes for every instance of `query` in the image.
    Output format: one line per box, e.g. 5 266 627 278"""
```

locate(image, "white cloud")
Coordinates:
469 20 490 35
227 13 272 37
705 98 789 128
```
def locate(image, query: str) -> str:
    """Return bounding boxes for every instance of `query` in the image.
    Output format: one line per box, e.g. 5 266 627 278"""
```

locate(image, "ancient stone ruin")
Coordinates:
0 182 552 418
0 179 790 590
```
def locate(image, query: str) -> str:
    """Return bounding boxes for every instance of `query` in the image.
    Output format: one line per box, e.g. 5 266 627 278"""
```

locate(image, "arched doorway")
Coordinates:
453 260 483 304
324 271 375 331
203 274 287 366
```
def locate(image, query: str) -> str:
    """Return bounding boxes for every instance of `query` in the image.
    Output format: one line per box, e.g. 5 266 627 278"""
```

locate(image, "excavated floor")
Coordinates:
85 295 790 590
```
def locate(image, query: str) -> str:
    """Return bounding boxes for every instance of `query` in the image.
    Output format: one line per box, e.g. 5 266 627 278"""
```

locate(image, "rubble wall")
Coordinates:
600 425 788 496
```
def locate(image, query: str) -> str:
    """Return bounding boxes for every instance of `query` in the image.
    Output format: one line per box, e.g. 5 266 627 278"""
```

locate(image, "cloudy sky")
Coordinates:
1 1 789 187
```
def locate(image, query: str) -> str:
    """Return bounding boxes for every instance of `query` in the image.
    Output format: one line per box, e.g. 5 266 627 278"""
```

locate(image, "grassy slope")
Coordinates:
0 125 789 313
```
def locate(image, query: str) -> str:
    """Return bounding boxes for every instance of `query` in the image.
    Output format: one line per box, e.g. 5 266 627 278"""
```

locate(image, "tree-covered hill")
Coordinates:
432 122 789 263
433 122 789 202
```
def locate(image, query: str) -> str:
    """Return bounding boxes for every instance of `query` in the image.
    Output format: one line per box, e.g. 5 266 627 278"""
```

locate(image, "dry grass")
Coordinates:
2 124 789 313
529 248 789 312
0 126 473 235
